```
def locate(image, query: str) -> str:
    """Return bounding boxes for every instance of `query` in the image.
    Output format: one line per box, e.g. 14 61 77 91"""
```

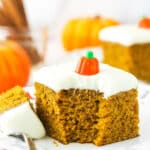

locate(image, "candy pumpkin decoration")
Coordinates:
62 16 119 51
0 40 31 93
75 51 99 75
138 17 150 28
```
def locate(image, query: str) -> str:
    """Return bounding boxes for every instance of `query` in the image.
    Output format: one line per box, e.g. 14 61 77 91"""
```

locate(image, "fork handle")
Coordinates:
23 134 36 150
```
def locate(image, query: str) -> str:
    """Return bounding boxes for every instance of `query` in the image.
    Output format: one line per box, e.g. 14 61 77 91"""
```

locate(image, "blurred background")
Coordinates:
0 0 150 92
24 0 150 63
25 0 150 26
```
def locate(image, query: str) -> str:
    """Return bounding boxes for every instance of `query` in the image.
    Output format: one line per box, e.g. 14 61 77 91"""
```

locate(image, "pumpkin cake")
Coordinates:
34 51 139 146
99 24 150 83
0 86 46 139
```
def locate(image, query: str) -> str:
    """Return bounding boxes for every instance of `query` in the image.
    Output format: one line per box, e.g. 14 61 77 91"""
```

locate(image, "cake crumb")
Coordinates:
53 140 59 147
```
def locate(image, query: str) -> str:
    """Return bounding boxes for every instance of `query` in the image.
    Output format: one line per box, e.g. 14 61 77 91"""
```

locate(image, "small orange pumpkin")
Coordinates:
138 17 150 28
62 16 119 51
0 40 31 93
75 51 99 75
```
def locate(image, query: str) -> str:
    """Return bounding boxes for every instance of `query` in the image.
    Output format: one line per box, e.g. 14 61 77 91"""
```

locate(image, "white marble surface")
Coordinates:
0 81 150 150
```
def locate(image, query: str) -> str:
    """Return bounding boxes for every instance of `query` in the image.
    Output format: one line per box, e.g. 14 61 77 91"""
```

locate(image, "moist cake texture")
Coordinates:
35 82 138 145
0 86 29 113
34 61 139 146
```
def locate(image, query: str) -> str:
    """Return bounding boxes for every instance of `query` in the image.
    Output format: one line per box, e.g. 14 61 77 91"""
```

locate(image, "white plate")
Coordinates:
0 81 150 150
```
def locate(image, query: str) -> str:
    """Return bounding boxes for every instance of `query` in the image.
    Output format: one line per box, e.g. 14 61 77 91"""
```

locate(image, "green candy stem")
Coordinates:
141 16 146 19
86 51 94 59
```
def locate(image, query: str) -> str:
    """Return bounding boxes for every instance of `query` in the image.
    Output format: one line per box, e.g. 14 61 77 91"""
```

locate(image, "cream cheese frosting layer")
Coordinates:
99 25 150 46
0 102 46 139
34 62 138 98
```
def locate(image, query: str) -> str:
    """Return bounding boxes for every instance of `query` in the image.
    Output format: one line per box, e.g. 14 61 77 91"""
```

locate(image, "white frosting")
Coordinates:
0 102 46 139
99 25 150 46
33 62 138 98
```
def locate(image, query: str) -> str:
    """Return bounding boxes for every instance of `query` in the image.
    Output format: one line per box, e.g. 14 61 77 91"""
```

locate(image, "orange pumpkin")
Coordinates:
62 16 119 51
0 40 31 93
138 17 150 28
75 51 99 75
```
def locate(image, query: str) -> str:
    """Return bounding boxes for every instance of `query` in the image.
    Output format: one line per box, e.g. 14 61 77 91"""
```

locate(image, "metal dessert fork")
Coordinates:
8 133 36 150
0 128 36 150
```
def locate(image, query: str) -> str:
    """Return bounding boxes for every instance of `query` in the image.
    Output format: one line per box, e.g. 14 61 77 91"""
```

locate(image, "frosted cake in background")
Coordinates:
100 20 150 83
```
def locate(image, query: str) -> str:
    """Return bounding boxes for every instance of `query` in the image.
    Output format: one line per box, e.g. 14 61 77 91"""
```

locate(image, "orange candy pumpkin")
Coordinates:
138 17 150 28
62 16 119 51
75 51 99 75
0 40 31 93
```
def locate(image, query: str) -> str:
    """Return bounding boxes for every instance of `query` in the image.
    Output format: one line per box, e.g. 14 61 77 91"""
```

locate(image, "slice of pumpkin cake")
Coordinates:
99 24 150 83
0 86 46 139
34 51 139 146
